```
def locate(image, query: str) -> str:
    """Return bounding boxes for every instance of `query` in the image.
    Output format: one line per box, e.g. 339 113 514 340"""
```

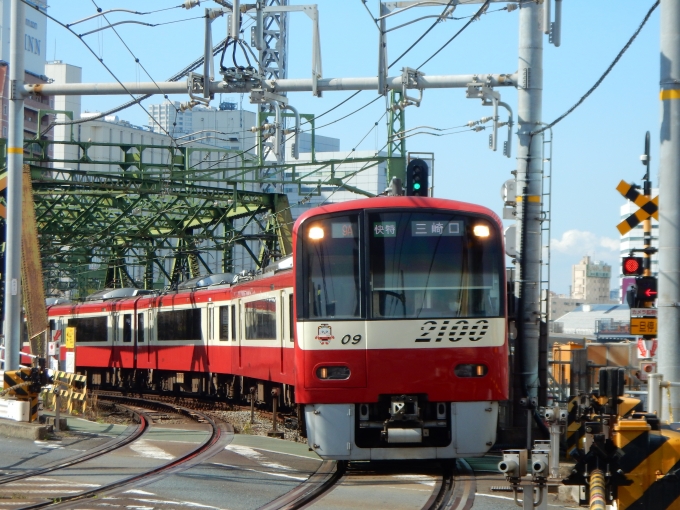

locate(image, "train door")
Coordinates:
148 307 157 365
110 311 120 368
52 317 65 371
206 302 214 368
235 298 243 370
279 290 289 374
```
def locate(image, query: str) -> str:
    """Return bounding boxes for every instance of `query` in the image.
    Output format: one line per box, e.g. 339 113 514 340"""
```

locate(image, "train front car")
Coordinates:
293 196 508 461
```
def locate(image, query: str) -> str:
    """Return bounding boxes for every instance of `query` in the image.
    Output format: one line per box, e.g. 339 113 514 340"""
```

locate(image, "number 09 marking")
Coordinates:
341 334 362 345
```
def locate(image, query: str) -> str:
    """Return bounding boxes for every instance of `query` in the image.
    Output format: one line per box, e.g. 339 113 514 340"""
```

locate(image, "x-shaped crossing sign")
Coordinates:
617 180 659 235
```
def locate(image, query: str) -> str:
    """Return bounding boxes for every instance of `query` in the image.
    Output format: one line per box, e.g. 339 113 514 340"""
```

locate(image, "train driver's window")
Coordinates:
300 214 361 320
368 212 503 319
219 305 230 341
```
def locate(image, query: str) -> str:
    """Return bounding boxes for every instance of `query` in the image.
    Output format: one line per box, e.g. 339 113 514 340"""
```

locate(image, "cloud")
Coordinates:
551 230 619 260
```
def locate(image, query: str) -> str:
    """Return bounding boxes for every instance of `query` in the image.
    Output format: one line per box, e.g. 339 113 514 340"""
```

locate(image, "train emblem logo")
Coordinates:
315 324 335 345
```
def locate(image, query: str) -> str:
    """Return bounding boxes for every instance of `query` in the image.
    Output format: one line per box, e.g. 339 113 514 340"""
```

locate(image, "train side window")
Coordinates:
244 298 276 340
67 316 108 342
231 305 236 341
137 313 145 343
157 309 202 341
289 294 294 341
219 306 229 341
123 314 132 342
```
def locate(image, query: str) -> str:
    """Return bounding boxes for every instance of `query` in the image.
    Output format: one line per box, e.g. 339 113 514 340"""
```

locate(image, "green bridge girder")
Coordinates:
0 136 390 300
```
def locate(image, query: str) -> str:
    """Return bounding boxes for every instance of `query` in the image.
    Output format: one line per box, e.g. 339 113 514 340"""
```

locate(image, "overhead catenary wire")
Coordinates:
417 0 491 70
531 0 659 136
22 0 204 145
87 0 183 145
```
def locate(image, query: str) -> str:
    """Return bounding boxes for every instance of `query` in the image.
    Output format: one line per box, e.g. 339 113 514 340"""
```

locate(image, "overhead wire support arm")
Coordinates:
66 8 158 27
77 21 157 37
24 72 515 97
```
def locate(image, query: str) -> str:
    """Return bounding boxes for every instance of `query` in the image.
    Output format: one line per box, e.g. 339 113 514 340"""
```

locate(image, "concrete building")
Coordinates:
0 2 52 144
572 256 613 303
552 304 632 341
147 100 256 152
283 149 387 219
0 0 47 76
549 293 585 322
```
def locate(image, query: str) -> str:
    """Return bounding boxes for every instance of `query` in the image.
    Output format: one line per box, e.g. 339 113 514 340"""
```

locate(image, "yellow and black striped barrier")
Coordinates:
614 419 680 510
2 367 42 422
51 371 87 414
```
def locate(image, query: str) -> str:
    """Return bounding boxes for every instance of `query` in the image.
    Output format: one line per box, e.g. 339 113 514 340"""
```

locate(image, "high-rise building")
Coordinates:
147 100 256 152
572 255 613 303
0 0 48 76
0 1 52 142
283 149 387 219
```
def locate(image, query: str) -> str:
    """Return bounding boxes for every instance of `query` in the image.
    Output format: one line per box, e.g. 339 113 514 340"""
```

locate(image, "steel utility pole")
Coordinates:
514 1 544 422
2 0 25 371
658 0 680 421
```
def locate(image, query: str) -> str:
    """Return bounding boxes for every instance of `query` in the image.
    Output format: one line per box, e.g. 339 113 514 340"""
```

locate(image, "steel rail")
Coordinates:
0 402 149 486
16 396 232 509
423 459 476 510
256 460 345 510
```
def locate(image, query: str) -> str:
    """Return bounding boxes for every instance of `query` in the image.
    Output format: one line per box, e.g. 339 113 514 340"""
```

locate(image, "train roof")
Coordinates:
293 196 502 230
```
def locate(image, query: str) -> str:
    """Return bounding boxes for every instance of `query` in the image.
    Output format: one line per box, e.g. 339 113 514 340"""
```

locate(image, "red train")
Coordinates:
46 196 508 460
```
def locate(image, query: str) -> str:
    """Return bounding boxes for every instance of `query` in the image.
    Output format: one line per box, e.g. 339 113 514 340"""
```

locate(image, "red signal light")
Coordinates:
622 256 644 276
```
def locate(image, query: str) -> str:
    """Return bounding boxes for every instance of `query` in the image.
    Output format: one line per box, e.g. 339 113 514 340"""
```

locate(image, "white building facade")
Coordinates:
0 0 47 76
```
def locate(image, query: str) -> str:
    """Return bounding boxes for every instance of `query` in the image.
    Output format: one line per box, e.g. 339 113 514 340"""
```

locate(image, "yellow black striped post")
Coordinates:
30 396 39 422
589 469 607 510
566 396 585 456
614 420 680 509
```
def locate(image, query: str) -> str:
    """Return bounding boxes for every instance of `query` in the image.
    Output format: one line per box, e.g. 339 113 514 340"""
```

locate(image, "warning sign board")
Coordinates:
630 317 657 335
65 327 76 348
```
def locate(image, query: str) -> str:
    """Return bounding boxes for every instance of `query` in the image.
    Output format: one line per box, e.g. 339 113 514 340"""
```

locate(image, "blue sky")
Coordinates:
42 1 662 295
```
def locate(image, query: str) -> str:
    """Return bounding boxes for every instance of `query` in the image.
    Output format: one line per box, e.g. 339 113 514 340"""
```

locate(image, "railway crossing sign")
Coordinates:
616 180 659 235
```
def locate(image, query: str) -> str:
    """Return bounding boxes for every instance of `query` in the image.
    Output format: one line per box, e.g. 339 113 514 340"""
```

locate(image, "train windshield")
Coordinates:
299 214 362 319
368 211 502 319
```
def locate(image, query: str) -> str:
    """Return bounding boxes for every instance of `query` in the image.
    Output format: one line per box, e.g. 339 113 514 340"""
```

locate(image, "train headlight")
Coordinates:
454 364 488 377
316 366 351 380
473 224 490 237
308 226 325 240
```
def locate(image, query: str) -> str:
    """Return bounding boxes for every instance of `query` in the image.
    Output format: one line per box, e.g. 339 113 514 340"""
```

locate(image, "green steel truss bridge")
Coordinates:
0 136 391 301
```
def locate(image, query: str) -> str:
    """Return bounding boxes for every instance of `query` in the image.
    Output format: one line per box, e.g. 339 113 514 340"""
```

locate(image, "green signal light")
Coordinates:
413 183 421 190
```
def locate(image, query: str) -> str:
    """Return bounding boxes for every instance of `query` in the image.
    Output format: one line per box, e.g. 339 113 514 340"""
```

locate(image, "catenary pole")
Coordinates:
515 2 543 411
658 0 680 420
3 0 25 371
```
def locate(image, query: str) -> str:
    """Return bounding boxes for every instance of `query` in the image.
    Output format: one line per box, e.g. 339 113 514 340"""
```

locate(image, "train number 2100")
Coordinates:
341 334 362 345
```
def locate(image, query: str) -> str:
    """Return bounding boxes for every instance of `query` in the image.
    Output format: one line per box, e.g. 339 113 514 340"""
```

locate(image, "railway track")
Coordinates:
257 459 476 510
3 395 232 509
0 402 148 487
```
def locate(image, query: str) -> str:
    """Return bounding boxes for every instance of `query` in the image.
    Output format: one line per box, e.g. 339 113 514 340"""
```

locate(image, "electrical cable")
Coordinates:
39 37 229 137
22 0 204 145
532 0 659 135
417 0 490 70
388 0 454 69
87 0 183 144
